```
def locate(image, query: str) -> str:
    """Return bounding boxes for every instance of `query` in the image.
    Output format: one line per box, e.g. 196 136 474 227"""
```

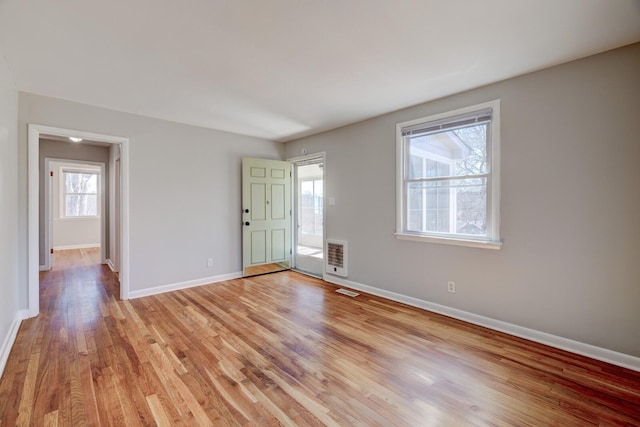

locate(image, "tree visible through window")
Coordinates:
63 171 99 217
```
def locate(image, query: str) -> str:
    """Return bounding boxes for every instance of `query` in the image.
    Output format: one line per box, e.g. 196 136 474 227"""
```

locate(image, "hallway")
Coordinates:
0 248 119 425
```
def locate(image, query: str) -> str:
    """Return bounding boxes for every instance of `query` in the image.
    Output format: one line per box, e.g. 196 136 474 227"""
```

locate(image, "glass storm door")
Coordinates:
294 161 324 277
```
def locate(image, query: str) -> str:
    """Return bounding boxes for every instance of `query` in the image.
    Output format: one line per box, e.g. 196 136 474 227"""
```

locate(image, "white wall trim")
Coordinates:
0 310 28 379
43 157 52 271
53 244 101 250
323 274 640 372
287 151 327 276
106 259 116 272
29 124 131 318
128 272 243 300
44 158 106 269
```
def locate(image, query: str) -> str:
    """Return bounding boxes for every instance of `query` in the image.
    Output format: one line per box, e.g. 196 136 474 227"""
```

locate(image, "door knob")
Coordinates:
245 221 250 226
244 209 249 213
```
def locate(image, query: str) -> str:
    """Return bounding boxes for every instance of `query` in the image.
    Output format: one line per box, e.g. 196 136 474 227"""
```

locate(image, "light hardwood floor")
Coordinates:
1 248 639 426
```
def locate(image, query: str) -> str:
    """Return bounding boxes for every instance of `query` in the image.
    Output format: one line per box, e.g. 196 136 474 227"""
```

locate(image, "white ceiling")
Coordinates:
1 1 639 142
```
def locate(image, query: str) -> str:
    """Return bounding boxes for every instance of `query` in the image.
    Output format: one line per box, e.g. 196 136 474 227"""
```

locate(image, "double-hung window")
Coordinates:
61 169 99 218
396 100 501 249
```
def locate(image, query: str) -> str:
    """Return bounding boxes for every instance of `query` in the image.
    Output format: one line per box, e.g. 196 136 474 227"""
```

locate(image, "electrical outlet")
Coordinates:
447 281 456 294
207 258 213 267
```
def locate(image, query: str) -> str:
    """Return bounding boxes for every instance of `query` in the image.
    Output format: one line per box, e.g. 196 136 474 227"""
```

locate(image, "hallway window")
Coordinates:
62 170 99 218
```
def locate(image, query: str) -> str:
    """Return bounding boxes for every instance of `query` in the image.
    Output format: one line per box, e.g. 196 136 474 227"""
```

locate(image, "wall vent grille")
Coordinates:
326 239 347 277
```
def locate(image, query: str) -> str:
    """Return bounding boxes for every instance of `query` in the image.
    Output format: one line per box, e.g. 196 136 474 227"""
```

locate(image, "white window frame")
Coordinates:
395 100 502 250
60 167 101 219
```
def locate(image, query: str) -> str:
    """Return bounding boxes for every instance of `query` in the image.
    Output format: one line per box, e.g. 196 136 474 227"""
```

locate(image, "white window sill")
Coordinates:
395 232 502 250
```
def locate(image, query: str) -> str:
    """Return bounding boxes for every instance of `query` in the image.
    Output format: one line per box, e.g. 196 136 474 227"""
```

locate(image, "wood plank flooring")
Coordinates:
1 248 639 426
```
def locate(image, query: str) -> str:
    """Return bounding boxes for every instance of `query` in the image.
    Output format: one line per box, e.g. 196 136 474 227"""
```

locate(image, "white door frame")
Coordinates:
287 152 326 278
28 124 130 317
43 158 106 270
112 157 121 273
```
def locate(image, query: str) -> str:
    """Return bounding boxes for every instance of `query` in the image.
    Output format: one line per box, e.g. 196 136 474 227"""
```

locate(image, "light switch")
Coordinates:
329 197 336 206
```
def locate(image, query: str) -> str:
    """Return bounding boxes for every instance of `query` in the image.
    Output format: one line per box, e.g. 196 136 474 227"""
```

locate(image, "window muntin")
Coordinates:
62 170 99 218
397 101 500 247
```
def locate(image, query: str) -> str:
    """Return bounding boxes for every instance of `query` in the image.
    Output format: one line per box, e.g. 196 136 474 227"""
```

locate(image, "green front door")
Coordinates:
242 158 291 276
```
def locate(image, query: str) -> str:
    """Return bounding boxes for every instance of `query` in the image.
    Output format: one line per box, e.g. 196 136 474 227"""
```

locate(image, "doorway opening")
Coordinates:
28 125 130 317
292 155 325 278
43 158 105 271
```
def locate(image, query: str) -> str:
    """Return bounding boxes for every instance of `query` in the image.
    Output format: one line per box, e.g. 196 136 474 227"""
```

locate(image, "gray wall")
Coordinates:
0 49 19 364
39 139 110 263
284 43 640 357
18 94 284 305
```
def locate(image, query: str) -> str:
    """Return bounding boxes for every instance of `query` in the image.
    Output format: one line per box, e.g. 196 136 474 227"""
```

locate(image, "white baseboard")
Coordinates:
323 274 640 372
39 265 49 271
129 271 243 299
106 259 117 272
53 243 100 250
0 310 28 379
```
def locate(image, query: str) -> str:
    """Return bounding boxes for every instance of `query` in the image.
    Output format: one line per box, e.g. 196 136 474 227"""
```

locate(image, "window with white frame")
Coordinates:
396 100 501 248
61 169 100 218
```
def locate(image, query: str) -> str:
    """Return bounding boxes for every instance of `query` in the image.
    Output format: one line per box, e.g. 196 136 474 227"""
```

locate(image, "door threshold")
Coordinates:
244 262 290 277
292 268 323 280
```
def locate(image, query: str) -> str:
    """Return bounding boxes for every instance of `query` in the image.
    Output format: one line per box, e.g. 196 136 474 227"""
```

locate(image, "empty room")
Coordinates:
1 1 639 425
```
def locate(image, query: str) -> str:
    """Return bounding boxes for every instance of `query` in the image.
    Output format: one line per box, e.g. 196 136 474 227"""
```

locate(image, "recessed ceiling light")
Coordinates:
69 137 83 142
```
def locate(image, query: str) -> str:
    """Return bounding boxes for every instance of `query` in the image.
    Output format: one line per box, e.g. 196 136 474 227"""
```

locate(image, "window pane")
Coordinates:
409 155 423 179
454 179 487 236
301 181 314 208
407 182 450 233
301 208 315 234
407 185 424 232
300 179 324 236
407 123 487 179
65 195 98 217
65 172 98 194
407 178 486 235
